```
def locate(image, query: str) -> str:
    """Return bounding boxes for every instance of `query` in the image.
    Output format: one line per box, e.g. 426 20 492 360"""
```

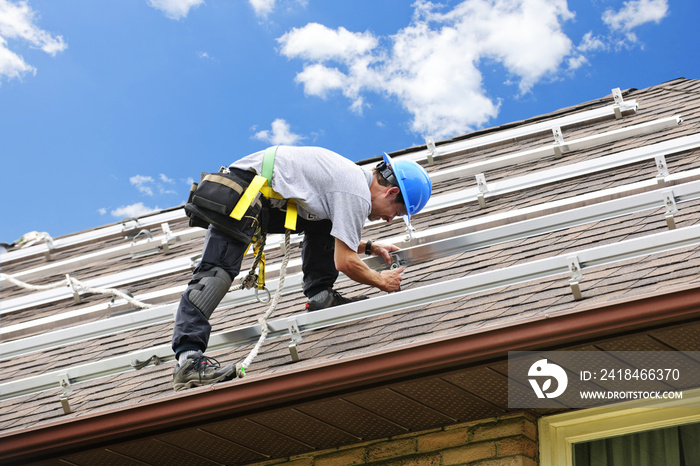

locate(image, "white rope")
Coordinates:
237 229 291 377
0 273 158 309
1 273 66 291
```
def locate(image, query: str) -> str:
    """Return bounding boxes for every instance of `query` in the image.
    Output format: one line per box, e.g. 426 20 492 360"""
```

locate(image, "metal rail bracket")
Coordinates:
425 136 437 165
612 88 624 119
58 373 72 415
663 190 678 230
287 318 303 362
656 155 670 186
567 256 584 301
476 173 488 208
552 127 564 158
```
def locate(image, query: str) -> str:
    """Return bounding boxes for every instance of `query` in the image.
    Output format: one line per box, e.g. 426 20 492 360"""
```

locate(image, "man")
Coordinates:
171 146 432 391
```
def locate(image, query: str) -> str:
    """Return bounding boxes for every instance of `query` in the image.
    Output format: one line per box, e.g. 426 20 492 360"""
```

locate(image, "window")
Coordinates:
573 422 700 466
539 388 700 466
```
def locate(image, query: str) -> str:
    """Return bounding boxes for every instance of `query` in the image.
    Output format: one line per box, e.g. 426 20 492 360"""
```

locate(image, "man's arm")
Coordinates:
334 239 403 292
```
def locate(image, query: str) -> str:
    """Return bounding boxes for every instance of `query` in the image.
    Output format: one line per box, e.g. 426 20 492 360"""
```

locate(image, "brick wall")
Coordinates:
251 412 538 466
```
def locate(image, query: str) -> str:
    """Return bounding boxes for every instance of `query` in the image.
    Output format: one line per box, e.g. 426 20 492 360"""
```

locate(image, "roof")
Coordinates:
2 77 700 465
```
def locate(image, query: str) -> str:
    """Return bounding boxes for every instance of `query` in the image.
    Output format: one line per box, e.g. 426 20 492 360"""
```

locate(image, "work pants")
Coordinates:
171 206 337 358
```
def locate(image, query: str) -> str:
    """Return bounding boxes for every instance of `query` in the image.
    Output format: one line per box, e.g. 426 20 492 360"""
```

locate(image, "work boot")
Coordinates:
305 288 368 311
172 351 236 391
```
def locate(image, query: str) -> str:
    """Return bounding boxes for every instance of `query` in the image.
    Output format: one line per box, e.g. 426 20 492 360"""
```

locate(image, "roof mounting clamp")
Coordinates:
475 173 488 208
121 218 140 235
612 88 624 119
161 223 173 254
567 256 583 301
655 155 670 186
663 190 678 230
58 373 72 414
404 223 416 242
425 136 437 165
552 127 565 158
131 229 160 259
43 235 55 262
66 274 81 304
287 317 303 362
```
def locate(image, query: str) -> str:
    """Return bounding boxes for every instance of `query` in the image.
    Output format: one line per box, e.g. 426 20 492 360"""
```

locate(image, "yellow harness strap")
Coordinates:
229 146 297 231
284 200 298 231
230 175 266 221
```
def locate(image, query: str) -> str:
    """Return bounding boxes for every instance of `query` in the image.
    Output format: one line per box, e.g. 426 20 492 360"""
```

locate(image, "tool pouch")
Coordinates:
184 168 266 245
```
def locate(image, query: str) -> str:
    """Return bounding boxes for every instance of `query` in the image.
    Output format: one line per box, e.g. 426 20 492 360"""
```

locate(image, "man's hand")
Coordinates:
336 239 403 293
368 241 400 266
378 267 403 292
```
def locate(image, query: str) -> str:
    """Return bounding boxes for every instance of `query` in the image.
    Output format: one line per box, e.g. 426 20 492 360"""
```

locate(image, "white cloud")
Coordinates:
249 0 275 18
567 32 608 71
159 173 174 184
147 0 204 20
253 118 304 145
603 0 668 32
130 174 178 196
0 0 67 82
294 63 347 98
277 0 577 139
98 208 107 215
130 175 155 196
578 32 608 53
198 51 218 63
249 0 308 19
279 23 378 62
601 0 668 47
111 203 160 219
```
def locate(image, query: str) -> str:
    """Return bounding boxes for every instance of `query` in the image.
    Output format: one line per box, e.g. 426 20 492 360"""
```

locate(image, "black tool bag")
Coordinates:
184 168 267 245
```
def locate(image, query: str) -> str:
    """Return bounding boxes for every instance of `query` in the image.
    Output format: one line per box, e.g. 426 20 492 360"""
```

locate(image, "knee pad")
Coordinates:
188 267 232 320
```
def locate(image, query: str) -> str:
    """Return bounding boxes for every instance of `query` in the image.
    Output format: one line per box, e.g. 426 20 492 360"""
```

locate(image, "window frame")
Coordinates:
538 388 700 466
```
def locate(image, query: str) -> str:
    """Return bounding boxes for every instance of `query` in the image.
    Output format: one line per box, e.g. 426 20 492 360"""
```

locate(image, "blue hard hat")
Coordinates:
382 152 432 225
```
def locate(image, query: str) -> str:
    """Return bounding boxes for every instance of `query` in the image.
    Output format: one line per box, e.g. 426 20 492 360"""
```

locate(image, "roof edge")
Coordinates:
3 283 700 463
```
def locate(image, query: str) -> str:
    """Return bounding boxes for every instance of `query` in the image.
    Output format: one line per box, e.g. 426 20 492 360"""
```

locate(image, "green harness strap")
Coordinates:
261 145 277 184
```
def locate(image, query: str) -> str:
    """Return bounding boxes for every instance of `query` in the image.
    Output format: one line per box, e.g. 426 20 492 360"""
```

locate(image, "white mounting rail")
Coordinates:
2 222 698 401
429 116 681 183
3 132 699 316
1 116 677 292
5 167 700 344
5 176 700 358
0 209 184 265
427 133 700 212
0 226 203 287
388 96 638 165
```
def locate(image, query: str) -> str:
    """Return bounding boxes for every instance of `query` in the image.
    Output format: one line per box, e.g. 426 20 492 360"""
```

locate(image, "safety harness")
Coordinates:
184 145 298 297
226 146 297 298
181 146 299 376
229 146 297 232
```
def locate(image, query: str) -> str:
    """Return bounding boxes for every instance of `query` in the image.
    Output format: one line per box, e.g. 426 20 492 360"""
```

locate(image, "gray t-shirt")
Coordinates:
230 146 372 252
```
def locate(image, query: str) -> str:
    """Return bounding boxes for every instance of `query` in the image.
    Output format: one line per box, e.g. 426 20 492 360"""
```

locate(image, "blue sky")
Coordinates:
0 0 696 244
